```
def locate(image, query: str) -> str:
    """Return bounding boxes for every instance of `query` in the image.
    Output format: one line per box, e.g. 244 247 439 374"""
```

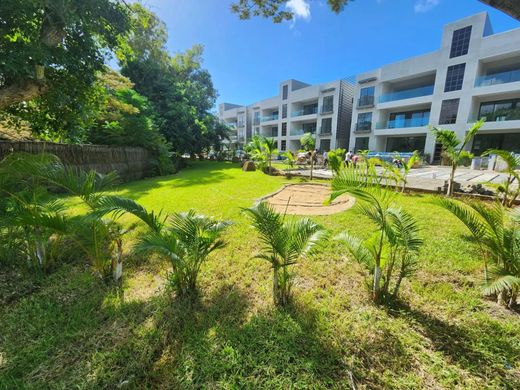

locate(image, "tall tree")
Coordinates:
0 0 130 109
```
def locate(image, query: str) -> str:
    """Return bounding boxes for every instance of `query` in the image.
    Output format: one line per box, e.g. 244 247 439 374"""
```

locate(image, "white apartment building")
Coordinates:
349 12 520 162
218 103 251 149
219 78 354 152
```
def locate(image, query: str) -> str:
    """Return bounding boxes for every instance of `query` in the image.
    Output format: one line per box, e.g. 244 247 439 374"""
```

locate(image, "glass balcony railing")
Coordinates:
377 116 430 129
290 129 316 136
475 108 520 122
260 114 279 122
291 106 318 117
225 122 237 128
355 121 372 132
379 85 434 103
475 69 520 87
358 95 375 108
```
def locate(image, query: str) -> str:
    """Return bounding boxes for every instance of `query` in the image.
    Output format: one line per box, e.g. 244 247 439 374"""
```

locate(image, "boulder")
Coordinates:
242 160 256 172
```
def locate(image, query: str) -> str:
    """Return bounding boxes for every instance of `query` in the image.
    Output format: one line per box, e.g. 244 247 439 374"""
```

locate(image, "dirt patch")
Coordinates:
261 183 354 215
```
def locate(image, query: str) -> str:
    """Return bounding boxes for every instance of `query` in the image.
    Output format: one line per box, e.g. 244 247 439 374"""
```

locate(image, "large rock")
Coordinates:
242 160 256 172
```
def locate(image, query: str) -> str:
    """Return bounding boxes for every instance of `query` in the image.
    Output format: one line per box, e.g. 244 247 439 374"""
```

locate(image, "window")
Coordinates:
281 122 287 136
281 140 287 150
444 63 466 92
356 112 372 131
439 99 460 124
282 104 287 119
322 95 334 113
386 136 426 153
354 137 369 152
321 118 332 134
253 111 260 125
478 98 520 122
271 126 278 137
450 26 472 58
320 139 331 152
359 87 375 107
254 127 259 135
282 85 288 100
472 133 520 155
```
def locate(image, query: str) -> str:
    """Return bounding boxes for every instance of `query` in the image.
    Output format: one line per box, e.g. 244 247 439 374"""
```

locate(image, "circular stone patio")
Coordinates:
260 183 355 216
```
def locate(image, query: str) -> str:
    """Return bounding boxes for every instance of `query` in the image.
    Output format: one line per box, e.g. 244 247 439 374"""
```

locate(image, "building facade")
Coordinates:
219 78 354 152
218 103 251 150
349 12 520 161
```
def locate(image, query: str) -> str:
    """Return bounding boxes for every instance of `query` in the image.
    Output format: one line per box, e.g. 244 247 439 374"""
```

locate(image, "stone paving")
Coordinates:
285 165 513 193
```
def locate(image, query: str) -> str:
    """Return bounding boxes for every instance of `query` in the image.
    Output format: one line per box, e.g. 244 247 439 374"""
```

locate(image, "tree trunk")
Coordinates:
447 162 457 196
0 80 49 109
112 238 123 282
373 264 382 302
273 266 280 306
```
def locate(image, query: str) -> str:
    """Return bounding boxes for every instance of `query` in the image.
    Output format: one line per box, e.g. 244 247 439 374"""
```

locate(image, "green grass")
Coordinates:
1 161 519 389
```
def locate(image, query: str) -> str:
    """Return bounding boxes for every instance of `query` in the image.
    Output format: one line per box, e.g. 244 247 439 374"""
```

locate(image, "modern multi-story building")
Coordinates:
349 12 520 162
219 78 354 152
218 103 251 149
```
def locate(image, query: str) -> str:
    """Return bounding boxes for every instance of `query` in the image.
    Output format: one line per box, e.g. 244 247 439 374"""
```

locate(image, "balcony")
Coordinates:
474 108 520 123
260 114 279 122
358 95 375 108
475 69 520 87
320 105 334 115
225 122 237 128
291 106 318 117
290 129 316 136
355 121 372 133
377 116 430 130
379 85 434 103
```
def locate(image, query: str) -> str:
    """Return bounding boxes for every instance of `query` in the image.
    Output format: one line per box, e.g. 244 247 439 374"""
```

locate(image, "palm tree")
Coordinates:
245 135 268 169
136 210 230 298
438 198 520 308
431 120 484 196
331 167 423 302
482 149 520 207
328 148 346 176
243 202 326 306
300 132 316 180
263 136 278 174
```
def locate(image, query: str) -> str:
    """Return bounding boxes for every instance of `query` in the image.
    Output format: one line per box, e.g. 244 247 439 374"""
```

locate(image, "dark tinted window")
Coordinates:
444 63 466 92
359 87 375 107
281 140 287 150
450 26 472 58
282 104 287 119
322 95 334 113
478 98 520 122
439 99 460 124
354 137 369 152
281 122 287 136
282 85 288 100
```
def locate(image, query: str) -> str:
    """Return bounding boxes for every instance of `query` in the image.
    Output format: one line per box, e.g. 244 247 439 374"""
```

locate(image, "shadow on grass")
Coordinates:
385 300 520 387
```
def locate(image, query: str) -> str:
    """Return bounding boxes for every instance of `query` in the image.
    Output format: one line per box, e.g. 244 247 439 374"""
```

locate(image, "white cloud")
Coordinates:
414 0 440 13
286 0 311 21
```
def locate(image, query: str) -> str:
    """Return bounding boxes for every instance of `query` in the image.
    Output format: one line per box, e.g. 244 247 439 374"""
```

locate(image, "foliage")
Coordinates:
230 0 350 22
0 0 130 110
243 202 326 306
327 148 345 175
136 210 230 298
482 149 520 207
245 135 278 174
437 198 520 308
332 167 423 301
431 120 484 196
282 150 296 169
300 132 316 180
120 4 224 155
380 151 421 192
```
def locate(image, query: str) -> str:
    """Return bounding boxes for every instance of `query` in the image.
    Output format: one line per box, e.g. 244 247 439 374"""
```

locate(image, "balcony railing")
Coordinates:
473 108 520 122
377 116 430 129
358 95 375 108
320 105 334 114
290 129 316 136
475 69 520 87
225 122 237 128
291 106 318 117
378 85 434 103
355 121 372 133
260 114 279 122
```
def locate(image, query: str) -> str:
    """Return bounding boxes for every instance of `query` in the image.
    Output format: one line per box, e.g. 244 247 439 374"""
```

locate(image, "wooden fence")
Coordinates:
0 142 155 182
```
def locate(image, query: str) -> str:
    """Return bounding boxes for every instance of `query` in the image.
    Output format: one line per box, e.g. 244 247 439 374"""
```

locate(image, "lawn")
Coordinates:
1 161 519 389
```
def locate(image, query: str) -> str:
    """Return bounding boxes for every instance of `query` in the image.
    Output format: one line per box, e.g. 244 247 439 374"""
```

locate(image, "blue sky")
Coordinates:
140 0 519 108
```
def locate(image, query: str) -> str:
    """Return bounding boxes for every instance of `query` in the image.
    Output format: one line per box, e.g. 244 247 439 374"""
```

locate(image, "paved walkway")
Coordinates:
285 166 512 193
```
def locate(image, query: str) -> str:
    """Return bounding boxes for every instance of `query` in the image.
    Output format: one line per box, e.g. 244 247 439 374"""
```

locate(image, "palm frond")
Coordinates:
435 198 487 240
335 231 375 270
